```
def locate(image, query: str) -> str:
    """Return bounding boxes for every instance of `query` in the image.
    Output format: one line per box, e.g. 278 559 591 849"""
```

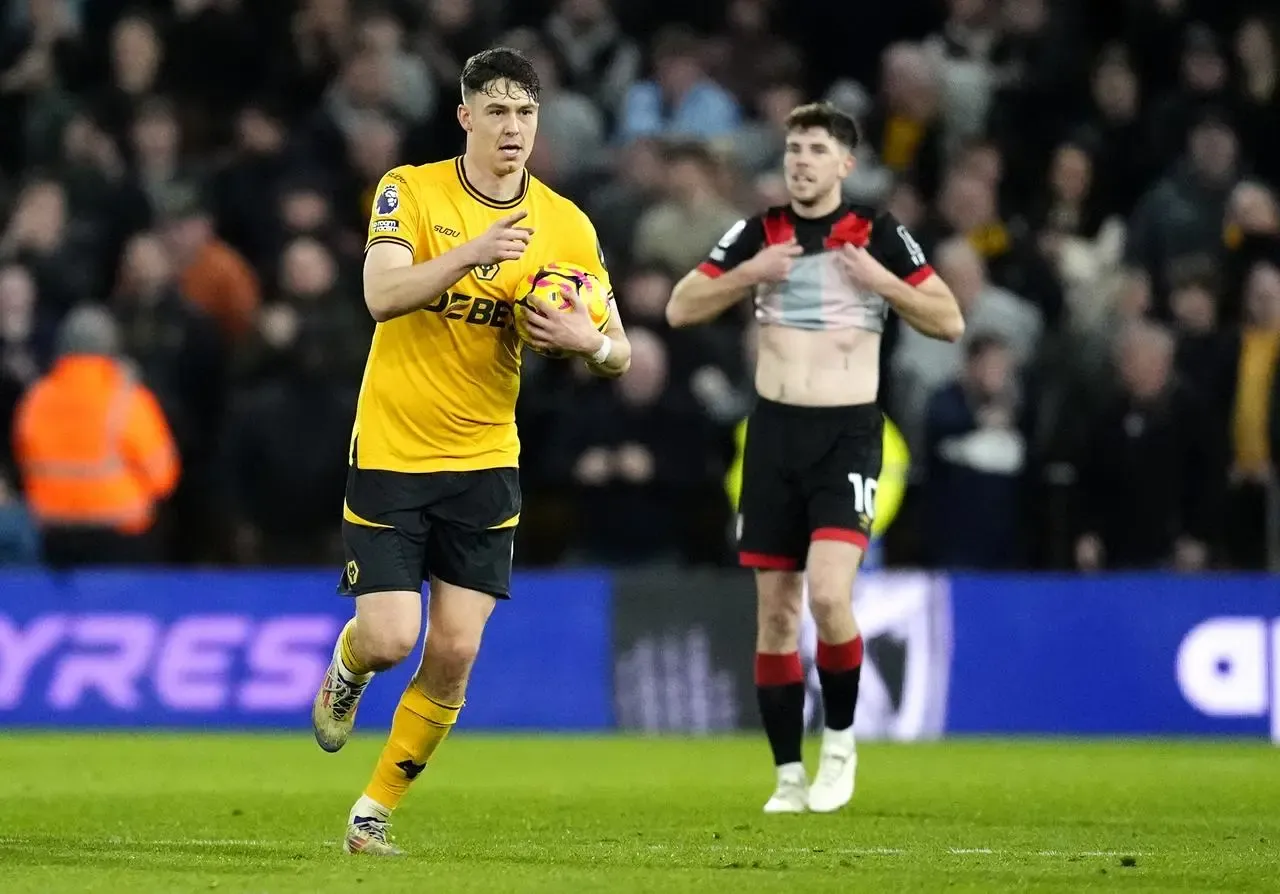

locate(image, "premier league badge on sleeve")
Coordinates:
375 183 400 216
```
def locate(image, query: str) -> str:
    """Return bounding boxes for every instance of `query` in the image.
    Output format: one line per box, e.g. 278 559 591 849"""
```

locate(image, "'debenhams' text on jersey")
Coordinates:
355 157 611 474
698 204 933 333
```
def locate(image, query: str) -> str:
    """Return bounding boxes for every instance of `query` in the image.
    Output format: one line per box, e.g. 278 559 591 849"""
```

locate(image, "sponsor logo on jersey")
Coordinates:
434 224 461 237
372 219 399 233
422 291 514 329
474 262 501 281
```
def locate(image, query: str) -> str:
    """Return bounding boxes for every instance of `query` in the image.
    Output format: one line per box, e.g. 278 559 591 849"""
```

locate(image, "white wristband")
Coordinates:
589 335 613 365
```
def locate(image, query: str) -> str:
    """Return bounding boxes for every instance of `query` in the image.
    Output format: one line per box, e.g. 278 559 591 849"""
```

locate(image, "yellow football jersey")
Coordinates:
353 157 612 474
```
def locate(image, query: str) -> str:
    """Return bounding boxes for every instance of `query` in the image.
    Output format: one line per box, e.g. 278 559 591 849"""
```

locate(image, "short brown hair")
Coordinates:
785 102 860 150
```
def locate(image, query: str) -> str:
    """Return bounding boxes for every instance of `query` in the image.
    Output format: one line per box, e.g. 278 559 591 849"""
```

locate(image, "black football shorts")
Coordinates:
338 465 520 599
737 398 883 571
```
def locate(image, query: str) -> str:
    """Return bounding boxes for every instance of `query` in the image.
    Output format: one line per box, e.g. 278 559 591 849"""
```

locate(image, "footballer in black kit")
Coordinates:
667 101 962 815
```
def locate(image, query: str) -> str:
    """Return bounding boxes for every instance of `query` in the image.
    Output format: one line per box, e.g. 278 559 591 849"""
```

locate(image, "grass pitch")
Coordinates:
0 734 1276 892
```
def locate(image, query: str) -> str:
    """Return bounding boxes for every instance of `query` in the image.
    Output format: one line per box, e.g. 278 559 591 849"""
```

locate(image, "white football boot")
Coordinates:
807 727 857 813
311 635 372 753
763 762 809 813
344 795 402 856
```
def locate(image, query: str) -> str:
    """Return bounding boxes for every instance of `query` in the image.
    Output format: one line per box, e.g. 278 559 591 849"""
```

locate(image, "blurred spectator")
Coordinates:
160 185 261 342
0 469 39 566
924 334 1032 569
922 0 998 153
934 165 1064 326
861 43 946 205
732 80 804 177
238 236 369 386
211 101 295 274
617 26 741 143
633 142 740 276
0 0 84 175
1221 181 1280 322
1075 321 1221 572
890 237 1042 455
542 0 641 121
0 262 45 474
1226 261 1280 568
587 137 666 266
166 0 269 148
128 98 198 219
1147 24 1231 177
93 12 166 146
12 305 179 567
1232 15 1280 188
113 232 225 493
705 0 801 107
985 0 1083 203
1032 140 1126 335
1075 44 1152 220
1125 112 1241 310
221 317 355 567
357 7 434 127
0 177 87 316
551 328 722 564
1170 262 1235 418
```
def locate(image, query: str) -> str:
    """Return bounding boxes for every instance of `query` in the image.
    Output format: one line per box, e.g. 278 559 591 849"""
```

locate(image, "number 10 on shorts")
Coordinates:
848 473 877 518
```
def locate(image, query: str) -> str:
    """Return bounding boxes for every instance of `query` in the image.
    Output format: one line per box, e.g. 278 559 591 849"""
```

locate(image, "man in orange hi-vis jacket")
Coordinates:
13 305 180 567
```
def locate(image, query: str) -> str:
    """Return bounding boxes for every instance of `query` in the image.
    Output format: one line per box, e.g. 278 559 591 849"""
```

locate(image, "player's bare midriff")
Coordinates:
754 323 879 407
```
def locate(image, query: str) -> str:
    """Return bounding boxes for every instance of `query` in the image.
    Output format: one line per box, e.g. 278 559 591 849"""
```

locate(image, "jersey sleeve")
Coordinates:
697 216 765 278
365 167 420 256
867 211 934 285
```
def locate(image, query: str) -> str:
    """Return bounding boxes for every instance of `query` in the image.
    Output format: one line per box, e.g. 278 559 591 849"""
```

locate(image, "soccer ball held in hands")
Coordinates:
513 261 611 358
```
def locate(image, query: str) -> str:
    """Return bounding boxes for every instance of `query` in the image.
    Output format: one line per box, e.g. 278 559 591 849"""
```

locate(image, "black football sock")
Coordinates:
755 652 805 765
816 636 864 732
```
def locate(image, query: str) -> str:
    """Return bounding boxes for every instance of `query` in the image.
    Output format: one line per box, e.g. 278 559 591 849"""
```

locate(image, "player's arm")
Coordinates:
363 169 532 322
585 297 631 378
843 213 964 342
667 217 796 328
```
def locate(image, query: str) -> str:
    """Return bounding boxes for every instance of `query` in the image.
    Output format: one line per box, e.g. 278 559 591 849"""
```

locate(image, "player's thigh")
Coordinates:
738 407 808 570
804 407 883 610
339 466 431 662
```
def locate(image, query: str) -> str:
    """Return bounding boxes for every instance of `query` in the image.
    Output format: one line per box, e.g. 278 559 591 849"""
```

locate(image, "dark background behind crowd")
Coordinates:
2 0 1280 574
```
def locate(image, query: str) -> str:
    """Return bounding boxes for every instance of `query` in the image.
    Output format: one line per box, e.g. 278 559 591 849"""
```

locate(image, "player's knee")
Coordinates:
756 570 804 648
807 570 858 632
361 626 419 670
423 628 483 684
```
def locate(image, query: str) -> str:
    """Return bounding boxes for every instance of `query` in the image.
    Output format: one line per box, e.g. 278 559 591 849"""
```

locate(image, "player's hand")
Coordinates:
838 244 897 293
522 285 602 355
1075 533 1103 572
740 239 802 285
465 210 534 267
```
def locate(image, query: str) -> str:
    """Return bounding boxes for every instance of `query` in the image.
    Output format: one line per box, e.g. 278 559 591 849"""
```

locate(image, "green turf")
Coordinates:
0 734 1276 892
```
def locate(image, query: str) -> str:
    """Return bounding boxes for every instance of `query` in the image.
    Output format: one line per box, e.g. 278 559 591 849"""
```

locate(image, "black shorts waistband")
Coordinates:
752 397 881 426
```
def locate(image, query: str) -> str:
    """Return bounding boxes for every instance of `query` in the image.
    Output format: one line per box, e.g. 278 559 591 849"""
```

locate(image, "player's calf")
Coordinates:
755 569 807 812
805 539 865 812
313 592 421 753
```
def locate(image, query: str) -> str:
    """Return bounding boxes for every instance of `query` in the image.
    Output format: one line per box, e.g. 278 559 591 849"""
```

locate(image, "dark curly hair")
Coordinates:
461 47 541 103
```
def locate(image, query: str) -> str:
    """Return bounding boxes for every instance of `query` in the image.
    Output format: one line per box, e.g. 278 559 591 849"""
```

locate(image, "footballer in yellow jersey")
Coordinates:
310 47 631 857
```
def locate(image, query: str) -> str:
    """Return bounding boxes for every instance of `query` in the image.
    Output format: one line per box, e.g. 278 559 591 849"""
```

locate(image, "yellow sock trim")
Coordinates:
363 685 462 810
338 619 371 676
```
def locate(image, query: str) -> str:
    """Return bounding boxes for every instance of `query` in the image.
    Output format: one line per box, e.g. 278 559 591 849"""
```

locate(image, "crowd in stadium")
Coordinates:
0 0 1278 572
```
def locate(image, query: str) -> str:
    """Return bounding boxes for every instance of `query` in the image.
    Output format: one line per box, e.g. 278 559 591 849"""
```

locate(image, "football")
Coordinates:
513 261 611 358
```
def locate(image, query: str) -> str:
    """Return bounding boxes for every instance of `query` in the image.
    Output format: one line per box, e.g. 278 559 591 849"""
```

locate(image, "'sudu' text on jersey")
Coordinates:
698 204 934 332
356 157 611 474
